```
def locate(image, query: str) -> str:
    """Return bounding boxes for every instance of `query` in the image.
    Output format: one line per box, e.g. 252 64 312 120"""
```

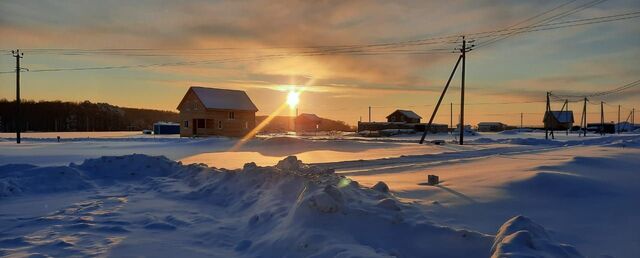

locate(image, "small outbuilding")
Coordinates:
153 122 180 135
177 86 258 137
386 110 422 123
543 111 574 131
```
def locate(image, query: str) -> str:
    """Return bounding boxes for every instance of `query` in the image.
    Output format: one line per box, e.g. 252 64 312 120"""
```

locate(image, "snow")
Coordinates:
1 131 639 257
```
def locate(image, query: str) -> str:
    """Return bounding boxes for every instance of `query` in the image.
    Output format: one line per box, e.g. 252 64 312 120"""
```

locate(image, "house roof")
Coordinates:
544 111 574 123
296 113 321 122
387 109 422 119
180 86 258 111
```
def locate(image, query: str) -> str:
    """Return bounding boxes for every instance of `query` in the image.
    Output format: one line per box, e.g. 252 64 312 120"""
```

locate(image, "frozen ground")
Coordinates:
1 131 639 257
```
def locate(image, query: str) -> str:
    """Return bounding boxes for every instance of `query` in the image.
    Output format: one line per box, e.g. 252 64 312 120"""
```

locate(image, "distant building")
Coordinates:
295 113 321 132
587 123 616 134
153 122 180 134
357 109 447 135
386 110 422 123
543 111 574 130
177 86 258 137
477 122 507 132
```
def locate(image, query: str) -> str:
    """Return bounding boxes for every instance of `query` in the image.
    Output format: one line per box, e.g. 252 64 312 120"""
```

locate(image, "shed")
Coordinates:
153 122 180 135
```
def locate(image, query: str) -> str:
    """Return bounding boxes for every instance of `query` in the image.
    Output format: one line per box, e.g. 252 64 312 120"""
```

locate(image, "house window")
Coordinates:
183 120 189 128
192 102 198 110
244 121 249 129
228 111 235 119
218 120 223 129
197 119 205 129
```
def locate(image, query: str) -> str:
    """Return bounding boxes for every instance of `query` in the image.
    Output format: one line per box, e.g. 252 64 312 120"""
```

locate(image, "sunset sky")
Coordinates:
1 0 638 126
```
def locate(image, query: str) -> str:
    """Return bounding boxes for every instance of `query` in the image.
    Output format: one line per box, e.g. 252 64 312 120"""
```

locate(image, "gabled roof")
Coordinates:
387 109 422 119
178 86 258 111
544 111 574 123
296 113 321 122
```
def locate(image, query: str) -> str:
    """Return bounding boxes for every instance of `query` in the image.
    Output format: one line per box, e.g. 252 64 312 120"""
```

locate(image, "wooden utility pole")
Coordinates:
450 102 453 135
419 55 462 144
582 98 587 136
458 36 474 145
520 112 523 130
419 35 472 145
600 101 605 136
11 50 24 144
617 105 621 134
368 106 371 122
545 92 550 139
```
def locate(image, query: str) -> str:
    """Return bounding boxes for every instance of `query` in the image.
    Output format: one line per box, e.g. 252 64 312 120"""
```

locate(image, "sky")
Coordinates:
1 0 639 126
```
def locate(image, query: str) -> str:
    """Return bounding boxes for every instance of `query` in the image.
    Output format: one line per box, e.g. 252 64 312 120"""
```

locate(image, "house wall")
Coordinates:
178 91 256 137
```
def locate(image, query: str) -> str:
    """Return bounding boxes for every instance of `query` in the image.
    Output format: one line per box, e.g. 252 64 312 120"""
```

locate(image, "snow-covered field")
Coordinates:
1 131 639 257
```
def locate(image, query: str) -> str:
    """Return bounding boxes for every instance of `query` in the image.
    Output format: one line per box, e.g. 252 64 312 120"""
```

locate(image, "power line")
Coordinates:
476 0 608 49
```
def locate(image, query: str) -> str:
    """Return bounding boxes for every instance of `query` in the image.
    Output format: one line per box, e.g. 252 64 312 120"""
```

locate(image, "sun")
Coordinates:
286 90 300 108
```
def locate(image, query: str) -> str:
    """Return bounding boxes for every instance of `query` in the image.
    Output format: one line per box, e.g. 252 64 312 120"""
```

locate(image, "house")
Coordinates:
477 122 507 132
177 86 258 137
295 113 321 132
543 111 574 130
386 110 422 123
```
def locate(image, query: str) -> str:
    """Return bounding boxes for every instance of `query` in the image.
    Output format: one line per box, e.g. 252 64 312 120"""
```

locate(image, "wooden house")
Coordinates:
177 86 258 137
543 111 574 130
386 110 422 123
295 113 321 132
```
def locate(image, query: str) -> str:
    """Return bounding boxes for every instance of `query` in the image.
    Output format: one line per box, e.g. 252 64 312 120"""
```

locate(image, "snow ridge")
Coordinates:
0 154 583 257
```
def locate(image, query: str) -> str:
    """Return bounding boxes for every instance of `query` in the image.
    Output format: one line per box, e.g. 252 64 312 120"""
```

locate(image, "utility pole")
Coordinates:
582 98 587 137
600 101 604 136
418 35 472 145
565 99 569 135
11 50 24 144
450 102 453 135
418 55 462 144
458 36 474 145
520 112 523 130
545 92 550 140
368 106 371 122
617 105 621 134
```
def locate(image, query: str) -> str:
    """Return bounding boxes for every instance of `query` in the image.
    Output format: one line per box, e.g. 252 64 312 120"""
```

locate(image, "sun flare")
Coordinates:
286 90 300 108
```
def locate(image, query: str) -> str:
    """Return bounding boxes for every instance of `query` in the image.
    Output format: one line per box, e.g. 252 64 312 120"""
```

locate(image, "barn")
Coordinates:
177 86 258 137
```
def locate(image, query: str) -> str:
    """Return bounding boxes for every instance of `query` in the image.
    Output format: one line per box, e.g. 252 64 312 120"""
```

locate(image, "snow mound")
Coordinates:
0 154 585 257
491 215 583 258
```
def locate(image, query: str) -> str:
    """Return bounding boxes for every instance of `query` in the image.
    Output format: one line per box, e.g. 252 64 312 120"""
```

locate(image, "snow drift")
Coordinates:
0 154 583 257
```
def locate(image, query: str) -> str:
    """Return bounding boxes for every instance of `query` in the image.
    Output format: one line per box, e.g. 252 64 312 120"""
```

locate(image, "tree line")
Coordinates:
0 99 179 132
